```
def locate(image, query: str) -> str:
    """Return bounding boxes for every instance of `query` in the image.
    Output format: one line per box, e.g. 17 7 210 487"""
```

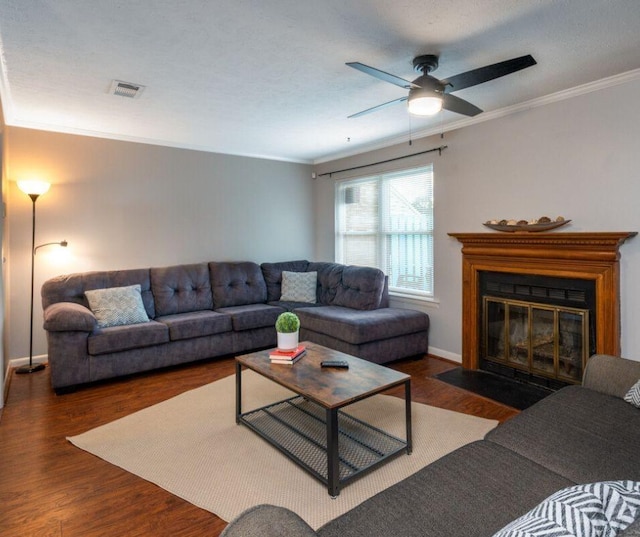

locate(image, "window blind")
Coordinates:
336 165 434 298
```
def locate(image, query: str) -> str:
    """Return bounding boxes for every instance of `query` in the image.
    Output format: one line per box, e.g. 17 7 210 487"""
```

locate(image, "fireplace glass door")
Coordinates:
483 297 589 383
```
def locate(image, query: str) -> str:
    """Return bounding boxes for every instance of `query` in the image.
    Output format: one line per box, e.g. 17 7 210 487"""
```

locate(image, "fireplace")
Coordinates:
449 232 636 386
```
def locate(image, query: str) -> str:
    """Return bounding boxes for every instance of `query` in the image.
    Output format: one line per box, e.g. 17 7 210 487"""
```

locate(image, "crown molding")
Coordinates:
2 116 313 164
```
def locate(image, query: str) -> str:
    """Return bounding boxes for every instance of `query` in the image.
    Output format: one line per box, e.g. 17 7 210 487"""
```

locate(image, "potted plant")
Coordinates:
275 312 300 351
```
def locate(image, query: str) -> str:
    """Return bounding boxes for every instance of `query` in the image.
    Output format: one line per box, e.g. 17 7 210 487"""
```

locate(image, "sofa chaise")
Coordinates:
41 260 429 392
220 353 640 537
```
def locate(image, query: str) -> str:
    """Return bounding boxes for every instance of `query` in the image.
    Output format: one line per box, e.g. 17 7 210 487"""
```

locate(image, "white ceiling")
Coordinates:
0 1 639 164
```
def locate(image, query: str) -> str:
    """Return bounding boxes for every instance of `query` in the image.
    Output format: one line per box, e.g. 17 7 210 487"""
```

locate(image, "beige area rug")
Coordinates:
68 370 497 530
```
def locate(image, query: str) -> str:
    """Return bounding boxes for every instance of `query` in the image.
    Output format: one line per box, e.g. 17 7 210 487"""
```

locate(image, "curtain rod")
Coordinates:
317 145 448 178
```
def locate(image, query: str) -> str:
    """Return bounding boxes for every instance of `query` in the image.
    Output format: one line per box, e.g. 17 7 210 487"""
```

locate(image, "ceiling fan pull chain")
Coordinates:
409 115 413 146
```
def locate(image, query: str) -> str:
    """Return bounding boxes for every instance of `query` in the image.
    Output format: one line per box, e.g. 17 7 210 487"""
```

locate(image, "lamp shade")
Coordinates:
17 180 50 197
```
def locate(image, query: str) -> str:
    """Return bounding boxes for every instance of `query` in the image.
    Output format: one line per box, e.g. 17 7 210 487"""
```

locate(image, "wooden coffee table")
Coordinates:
235 341 412 496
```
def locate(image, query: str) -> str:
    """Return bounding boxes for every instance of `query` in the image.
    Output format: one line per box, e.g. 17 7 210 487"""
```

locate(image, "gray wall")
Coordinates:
314 76 640 362
0 106 4 404
5 128 313 363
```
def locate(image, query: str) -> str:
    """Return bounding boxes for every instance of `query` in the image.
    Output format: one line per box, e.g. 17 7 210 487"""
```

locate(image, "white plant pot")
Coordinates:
277 331 299 351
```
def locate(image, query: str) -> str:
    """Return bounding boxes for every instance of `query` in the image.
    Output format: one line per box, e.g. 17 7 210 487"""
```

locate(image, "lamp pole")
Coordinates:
16 180 67 375
16 192 45 374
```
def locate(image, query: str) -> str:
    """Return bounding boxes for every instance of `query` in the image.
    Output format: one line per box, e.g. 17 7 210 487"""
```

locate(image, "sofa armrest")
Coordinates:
582 354 640 398
220 505 317 537
43 302 97 332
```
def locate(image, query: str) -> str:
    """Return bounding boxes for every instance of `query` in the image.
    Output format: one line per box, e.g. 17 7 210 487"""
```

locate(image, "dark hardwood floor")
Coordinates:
0 354 518 537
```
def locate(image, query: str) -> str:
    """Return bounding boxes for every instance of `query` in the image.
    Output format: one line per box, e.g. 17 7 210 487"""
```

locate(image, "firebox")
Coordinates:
479 271 595 386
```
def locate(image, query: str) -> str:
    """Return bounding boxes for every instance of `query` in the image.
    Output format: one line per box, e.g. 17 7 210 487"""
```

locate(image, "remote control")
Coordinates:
321 360 349 368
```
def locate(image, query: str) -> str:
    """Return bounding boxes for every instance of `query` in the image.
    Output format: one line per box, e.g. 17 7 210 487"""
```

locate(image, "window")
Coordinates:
335 165 434 298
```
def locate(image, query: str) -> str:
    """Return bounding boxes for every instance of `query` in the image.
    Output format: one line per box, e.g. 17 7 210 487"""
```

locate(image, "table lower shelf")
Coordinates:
238 395 408 491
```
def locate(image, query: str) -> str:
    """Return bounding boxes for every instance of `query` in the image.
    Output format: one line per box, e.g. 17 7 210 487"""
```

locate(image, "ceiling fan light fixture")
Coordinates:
407 80 443 116
407 95 443 116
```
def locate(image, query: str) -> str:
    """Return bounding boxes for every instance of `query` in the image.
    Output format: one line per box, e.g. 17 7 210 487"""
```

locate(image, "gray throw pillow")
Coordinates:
492 481 640 537
85 284 150 328
624 380 640 408
280 271 317 303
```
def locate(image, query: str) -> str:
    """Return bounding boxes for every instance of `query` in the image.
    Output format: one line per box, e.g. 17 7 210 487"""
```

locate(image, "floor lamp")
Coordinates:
16 180 67 374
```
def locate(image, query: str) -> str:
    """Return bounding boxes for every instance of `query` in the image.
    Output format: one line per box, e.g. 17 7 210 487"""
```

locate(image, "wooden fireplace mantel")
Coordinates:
449 232 637 370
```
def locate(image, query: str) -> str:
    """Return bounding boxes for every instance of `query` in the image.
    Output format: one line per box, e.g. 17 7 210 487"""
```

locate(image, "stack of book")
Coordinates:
269 344 306 365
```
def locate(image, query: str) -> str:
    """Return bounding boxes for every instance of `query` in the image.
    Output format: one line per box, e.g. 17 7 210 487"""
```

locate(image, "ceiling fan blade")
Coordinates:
346 62 420 89
441 55 536 93
442 94 483 116
348 96 408 118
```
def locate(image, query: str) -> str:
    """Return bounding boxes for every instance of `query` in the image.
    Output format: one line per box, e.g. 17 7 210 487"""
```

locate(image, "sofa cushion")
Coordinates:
301 328 427 364
318 440 573 537
332 265 385 310
295 306 429 345
88 321 169 355
492 481 640 537
215 304 284 331
85 285 150 328
155 311 232 341
280 271 317 303
151 263 213 316
42 268 155 318
306 263 385 310
261 260 310 302
582 354 640 399
210 262 267 308
486 385 640 483
308 262 344 305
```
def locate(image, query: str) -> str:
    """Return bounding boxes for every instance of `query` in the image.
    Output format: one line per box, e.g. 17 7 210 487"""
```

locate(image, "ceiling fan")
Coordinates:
346 54 536 118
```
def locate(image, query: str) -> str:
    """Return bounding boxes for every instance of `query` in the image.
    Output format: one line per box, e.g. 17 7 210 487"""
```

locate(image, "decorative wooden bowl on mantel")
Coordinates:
483 217 570 233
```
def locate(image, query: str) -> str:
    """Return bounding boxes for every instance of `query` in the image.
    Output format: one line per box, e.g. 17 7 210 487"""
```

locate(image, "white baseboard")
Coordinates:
428 347 461 363
8 354 48 370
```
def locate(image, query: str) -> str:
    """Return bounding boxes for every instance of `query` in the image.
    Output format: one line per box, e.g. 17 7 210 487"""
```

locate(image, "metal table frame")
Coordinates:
236 360 412 497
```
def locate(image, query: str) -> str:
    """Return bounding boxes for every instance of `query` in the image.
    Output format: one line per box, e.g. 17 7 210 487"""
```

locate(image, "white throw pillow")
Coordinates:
85 284 150 328
280 271 317 303
492 481 640 537
624 380 640 408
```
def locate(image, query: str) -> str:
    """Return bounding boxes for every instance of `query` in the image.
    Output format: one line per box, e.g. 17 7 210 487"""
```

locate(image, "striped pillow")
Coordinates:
624 380 640 408
493 481 640 537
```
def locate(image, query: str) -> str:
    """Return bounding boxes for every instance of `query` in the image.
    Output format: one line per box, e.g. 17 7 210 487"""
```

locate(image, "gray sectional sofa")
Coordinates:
41 260 429 392
220 353 640 537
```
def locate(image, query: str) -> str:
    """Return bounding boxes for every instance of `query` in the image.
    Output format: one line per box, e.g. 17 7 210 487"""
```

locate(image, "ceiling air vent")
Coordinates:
109 80 145 99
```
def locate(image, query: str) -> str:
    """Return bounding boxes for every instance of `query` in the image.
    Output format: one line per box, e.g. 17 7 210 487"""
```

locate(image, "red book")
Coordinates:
269 344 306 360
270 351 306 365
